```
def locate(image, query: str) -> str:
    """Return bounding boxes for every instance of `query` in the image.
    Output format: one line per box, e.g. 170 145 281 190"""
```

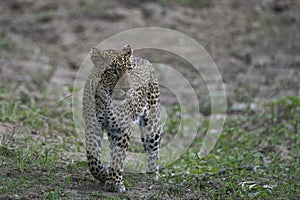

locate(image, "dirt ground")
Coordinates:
0 0 299 199
1 0 299 97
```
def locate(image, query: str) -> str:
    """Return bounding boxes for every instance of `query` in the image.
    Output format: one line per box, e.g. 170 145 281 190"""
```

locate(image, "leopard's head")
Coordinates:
90 45 134 100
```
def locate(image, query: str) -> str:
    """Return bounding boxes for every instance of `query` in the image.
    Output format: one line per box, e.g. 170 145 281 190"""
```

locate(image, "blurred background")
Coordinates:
1 0 299 103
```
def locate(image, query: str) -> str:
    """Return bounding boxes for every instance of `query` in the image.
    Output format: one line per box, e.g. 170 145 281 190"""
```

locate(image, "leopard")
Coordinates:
82 45 162 193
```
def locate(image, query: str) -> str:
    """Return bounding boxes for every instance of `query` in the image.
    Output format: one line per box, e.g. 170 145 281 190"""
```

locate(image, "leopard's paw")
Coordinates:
104 180 126 193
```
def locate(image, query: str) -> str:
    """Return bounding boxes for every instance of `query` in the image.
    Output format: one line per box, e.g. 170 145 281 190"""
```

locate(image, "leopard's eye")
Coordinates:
127 64 133 73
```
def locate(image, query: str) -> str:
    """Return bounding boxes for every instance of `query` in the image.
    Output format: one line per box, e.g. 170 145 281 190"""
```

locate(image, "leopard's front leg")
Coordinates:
140 103 162 175
104 128 131 193
85 122 109 182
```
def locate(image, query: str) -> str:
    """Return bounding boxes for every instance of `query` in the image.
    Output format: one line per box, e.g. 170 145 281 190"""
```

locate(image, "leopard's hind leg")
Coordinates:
140 82 162 175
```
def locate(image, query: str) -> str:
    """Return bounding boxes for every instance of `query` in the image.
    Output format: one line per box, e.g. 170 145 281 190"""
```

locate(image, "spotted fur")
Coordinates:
83 45 162 192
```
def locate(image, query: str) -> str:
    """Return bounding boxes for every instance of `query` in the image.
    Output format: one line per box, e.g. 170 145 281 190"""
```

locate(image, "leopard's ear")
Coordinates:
122 44 132 58
90 47 105 65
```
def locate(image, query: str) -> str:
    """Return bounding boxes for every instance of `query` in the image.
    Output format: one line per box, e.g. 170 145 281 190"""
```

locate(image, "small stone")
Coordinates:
271 0 291 12
142 3 164 18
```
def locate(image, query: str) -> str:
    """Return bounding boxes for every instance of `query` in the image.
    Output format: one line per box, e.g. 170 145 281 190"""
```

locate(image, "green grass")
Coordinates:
0 81 299 199
36 12 56 23
157 95 299 199
0 32 15 50
35 10 57 23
